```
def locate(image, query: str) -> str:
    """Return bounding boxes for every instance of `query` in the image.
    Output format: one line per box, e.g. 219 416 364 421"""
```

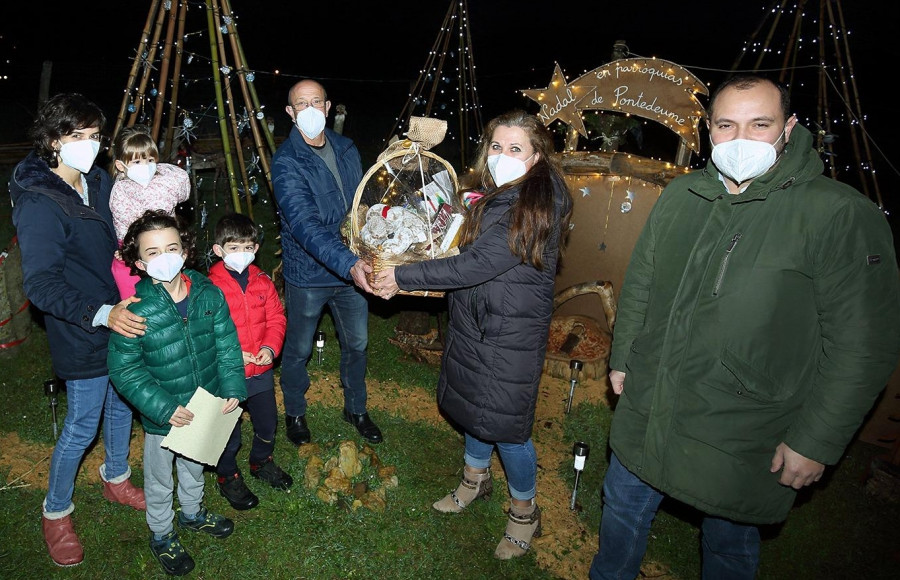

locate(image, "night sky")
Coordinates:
2 1 898 212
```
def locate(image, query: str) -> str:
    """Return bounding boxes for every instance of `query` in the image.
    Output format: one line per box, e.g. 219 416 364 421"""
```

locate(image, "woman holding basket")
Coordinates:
372 109 573 560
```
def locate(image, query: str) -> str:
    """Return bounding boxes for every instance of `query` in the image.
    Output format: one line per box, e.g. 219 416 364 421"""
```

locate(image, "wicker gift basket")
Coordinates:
343 117 463 297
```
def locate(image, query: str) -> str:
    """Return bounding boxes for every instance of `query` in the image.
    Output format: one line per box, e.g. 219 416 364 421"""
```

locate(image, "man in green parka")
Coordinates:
589 75 900 580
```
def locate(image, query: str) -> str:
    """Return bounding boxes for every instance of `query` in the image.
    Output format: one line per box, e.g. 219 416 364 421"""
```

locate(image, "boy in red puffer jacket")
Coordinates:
208 213 291 510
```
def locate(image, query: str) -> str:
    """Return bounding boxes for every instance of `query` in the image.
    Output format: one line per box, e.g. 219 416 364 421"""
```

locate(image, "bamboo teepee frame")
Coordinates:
732 0 883 208
112 0 276 219
387 0 483 169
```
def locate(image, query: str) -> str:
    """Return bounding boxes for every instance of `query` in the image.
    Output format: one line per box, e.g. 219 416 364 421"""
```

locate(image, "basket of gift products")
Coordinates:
342 117 464 297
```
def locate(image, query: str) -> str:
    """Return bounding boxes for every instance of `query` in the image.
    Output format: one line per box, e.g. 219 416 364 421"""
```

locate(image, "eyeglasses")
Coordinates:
291 98 326 111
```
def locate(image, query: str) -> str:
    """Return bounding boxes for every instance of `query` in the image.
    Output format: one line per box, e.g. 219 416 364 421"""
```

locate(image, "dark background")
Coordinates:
2 1 897 215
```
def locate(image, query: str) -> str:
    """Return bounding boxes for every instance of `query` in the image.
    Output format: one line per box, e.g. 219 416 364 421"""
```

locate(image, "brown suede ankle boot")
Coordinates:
494 500 542 559
432 467 493 513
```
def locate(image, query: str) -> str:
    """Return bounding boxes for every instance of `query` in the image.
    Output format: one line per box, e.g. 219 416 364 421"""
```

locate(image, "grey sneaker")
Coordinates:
149 530 195 576
177 506 234 538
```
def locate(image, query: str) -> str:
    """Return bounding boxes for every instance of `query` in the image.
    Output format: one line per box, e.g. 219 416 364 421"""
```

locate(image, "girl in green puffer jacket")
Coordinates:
108 209 246 576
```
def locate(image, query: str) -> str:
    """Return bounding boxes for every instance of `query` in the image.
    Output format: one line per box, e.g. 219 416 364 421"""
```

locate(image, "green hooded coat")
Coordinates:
609 124 900 524
108 269 246 436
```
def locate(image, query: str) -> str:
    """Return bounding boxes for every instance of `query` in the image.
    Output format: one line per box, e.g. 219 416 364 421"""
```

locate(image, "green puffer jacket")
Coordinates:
108 269 246 436
609 124 900 524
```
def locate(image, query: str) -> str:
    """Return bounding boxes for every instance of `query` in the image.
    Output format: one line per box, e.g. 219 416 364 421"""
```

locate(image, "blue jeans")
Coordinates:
589 453 760 580
44 376 135 516
281 283 368 416
464 433 537 501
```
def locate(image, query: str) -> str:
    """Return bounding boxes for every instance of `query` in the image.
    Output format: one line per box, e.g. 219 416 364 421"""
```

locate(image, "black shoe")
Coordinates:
217 472 259 510
342 409 383 444
250 456 294 490
285 414 310 445
150 530 195 576
177 506 234 539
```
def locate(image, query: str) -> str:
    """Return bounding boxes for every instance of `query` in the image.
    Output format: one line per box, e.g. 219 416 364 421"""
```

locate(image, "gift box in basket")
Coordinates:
342 117 464 297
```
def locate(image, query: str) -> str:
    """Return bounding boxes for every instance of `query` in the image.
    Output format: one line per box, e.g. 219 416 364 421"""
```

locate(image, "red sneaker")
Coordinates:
103 478 146 510
42 515 83 567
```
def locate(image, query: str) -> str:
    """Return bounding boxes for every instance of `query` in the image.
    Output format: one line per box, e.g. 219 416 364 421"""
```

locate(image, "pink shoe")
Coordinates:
42 515 83 567
102 478 146 510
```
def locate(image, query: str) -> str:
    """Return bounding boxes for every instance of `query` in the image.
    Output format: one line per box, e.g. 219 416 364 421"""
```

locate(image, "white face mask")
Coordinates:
295 106 326 139
487 153 534 187
126 162 157 187
711 130 785 184
222 251 255 274
58 139 101 173
141 253 185 283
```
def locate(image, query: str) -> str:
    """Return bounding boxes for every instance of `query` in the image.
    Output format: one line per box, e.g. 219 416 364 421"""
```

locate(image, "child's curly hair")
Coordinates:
120 209 196 276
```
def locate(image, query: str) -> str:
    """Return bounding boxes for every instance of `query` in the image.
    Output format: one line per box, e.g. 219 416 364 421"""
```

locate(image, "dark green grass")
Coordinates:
0 324 553 579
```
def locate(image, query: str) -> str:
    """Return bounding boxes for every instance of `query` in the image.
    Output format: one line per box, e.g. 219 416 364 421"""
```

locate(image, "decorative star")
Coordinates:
580 186 591 197
521 63 593 137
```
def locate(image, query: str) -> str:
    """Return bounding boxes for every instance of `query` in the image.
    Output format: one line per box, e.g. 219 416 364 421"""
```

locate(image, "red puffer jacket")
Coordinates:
208 261 286 378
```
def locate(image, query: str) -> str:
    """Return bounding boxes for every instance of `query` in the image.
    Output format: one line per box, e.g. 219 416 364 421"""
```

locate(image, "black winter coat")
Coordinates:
395 177 571 443
9 152 119 379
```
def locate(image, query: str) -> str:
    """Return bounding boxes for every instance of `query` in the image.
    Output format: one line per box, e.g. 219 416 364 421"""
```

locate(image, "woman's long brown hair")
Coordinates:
458 110 572 270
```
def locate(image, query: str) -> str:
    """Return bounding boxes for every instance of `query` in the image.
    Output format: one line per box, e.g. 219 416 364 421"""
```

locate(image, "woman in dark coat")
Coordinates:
373 110 573 559
9 93 148 567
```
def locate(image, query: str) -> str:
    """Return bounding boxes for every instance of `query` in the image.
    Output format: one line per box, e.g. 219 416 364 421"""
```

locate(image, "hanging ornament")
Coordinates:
220 65 232 75
179 114 197 141
127 103 136 113
255 109 265 120
247 152 260 175
149 88 158 97
200 202 209 230
186 53 194 64
246 72 255 82
249 176 259 196
164 0 172 9
219 25 229 34
621 189 635 213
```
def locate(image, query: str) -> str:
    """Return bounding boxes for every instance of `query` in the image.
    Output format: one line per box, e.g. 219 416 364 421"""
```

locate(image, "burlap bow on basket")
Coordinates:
344 117 464 298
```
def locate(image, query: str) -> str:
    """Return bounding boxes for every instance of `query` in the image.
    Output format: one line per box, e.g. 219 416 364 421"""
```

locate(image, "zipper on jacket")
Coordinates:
468 287 486 342
712 233 742 296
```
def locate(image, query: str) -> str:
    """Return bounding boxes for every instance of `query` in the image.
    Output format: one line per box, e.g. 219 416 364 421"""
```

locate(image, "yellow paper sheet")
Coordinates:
160 387 240 466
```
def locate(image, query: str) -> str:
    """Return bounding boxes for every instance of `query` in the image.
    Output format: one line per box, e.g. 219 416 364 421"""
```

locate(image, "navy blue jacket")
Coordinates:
271 127 362 287
9 152 119 379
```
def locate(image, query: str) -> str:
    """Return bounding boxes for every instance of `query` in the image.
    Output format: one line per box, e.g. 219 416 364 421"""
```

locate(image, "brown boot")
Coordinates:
103 478 146 510
432 466 493 513
494 500 542 559
42 515 83 567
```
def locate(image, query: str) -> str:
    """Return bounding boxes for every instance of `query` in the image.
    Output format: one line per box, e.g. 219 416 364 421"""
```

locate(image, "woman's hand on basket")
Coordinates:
373 267 400 300
350 258 374 293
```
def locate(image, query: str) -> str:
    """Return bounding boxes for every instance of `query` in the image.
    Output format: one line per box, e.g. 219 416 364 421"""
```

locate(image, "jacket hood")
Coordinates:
10 151 106 209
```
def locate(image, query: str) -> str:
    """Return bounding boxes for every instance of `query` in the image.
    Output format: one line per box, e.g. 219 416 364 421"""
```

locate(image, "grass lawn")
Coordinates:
2 163 899 579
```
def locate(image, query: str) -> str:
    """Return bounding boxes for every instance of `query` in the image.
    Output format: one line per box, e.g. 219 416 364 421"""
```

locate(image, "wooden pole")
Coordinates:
128 2 168 127
211 0 252 219
222 0 277 157
162 0 188 161
114 0 161 143
220 0 274 197
831 0 883 207
150 1 179 144
205 0 243 215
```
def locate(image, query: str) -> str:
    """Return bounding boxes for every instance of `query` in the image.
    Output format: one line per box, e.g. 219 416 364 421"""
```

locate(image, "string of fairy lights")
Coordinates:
121 0 890 251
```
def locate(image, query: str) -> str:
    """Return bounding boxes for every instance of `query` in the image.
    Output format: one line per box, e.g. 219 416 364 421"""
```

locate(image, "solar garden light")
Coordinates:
44 378 61 440
570 441 590 510
315 330 326 365
565 359 584 414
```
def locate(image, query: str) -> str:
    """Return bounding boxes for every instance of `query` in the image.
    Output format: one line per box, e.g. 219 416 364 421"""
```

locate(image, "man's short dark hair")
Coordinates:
215 212 259 246
709 74 791 120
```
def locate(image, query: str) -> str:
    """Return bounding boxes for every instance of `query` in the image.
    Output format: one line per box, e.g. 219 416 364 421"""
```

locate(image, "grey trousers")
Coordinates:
143 433 205 535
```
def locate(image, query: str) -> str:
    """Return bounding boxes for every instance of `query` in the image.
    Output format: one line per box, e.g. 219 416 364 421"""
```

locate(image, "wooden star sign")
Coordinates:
521 63 594 137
